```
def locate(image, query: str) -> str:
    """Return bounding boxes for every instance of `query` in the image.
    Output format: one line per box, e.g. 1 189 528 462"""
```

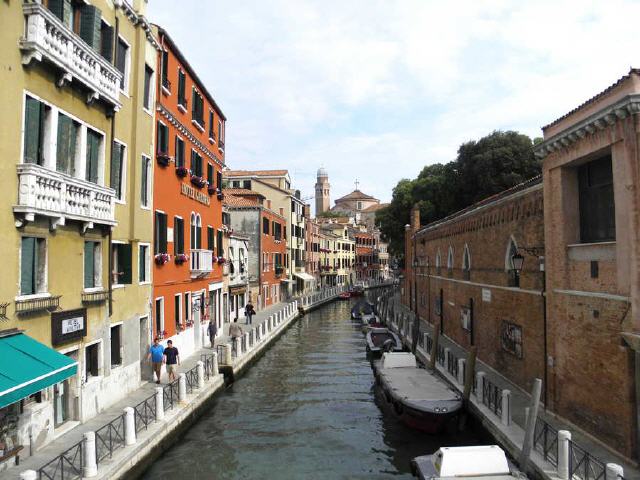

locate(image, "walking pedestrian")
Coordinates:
163 340 180 382
245 301 255 325
229 319 243 356
207 319 217 348
146 338 164 384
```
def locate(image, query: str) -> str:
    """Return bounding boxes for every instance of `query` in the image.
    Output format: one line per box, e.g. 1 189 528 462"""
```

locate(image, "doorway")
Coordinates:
139 316 150 381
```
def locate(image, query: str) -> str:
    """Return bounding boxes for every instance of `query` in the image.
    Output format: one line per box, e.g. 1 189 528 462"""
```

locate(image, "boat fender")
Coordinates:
393 400 404 416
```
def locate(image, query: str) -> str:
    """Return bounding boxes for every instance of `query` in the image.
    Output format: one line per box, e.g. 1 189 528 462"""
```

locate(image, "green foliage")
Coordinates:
377 130 541 258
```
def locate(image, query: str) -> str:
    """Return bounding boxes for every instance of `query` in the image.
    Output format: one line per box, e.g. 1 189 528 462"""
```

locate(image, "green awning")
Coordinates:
0 332 77 408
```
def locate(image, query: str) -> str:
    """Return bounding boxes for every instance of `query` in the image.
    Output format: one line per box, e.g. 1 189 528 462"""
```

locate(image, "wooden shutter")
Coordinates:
20 237 36 295
84 241 95 288
154 212 161 254
207 163 213 185
209 111 214 137
139 245 145 282
191 87 196 118
196 225 202 250
79 4 101 51
217 171 222 190
175 137 183 167
217 230 223 257
86 130 100 183
140 156 148 206
174 217 184 254
111 326 121 366
143 66 152 110
110 142 122 197
116 38 127 88
100 22 113 62
178 70 185 104
56 114 76 176
119 244 132 284
48 0 72 24
207 227 214 251
24 97 42 165
174 296 180 328
160 214 168 253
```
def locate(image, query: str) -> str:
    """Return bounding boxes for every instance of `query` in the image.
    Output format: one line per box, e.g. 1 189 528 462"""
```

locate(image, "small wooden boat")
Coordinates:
351 300 374 319
411 445 525 480
366 328 402 355
349 283 365 296
338 291 351 300
373 352 462 433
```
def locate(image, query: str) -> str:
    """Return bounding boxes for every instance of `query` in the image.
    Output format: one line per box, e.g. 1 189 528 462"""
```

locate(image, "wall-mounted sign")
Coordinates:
51 308 87 346
482 288 491 302
181 183 210 206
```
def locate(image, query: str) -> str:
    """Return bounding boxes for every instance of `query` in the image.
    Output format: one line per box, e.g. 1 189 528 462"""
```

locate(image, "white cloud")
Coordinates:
147 0 640 210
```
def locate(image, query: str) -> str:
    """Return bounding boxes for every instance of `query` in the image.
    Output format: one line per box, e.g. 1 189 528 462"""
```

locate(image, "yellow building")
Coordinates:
0 0 158 454
319 224 355 287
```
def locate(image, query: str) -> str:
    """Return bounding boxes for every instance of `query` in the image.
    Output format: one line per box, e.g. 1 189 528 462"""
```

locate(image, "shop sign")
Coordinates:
181 183 210 206
52 308 87 346
482 288 491 302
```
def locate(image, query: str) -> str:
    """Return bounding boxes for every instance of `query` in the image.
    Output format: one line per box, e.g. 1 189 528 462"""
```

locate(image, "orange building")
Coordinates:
152 26 226 356
355 231 378 280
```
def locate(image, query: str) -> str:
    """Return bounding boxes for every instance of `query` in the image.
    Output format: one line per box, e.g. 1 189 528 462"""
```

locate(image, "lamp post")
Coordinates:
511 252 525 288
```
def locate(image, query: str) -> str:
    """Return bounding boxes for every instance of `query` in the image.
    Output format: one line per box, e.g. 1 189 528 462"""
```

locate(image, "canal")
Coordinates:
141 299 493 479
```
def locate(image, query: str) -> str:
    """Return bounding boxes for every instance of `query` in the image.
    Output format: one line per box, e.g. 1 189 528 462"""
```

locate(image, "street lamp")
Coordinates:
511 252 524 288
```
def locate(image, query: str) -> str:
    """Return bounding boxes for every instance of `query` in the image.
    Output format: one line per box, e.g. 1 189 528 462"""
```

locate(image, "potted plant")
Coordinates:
174 253 189 264
216 188 224 200
156 152 171 167
217 256 226 265
176 165 190 178
155 253 170 265
190 175 207 188
207 184 216 195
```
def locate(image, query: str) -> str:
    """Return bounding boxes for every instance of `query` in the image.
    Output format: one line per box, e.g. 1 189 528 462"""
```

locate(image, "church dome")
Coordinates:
317 167 328 178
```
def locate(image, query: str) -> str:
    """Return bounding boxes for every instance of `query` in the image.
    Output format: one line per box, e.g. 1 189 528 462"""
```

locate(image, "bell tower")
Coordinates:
315 167 330 215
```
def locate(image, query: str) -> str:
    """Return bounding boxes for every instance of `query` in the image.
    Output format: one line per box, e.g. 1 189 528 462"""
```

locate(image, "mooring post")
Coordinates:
124 407 136 445
558 430 572 480
519 378 543 472
463 347 477 401
82 432 98 477
606 463 624 480
429 326 440 370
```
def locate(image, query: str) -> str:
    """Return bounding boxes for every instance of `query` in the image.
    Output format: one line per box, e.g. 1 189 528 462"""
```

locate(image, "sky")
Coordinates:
147 0 640 212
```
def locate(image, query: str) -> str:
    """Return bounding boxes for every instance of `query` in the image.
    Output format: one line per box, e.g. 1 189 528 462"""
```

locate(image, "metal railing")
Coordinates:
241 335 247 354
447 350 459 379
481 377 503 417
426 334 433 354
533 416 558 466
163 379 179 411
133 393 156 434
201 353 216 379
569 439 606 480
249 329 254 348
37 439 83 480
185 366 198 394
436 344 445 366
95 413 125 464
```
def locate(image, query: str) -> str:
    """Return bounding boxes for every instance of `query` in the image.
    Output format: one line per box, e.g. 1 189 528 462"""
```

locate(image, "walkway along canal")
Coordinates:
140 297 493 479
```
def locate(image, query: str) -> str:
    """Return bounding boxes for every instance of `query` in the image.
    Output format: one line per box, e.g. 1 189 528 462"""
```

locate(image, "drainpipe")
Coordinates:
108 13 120 318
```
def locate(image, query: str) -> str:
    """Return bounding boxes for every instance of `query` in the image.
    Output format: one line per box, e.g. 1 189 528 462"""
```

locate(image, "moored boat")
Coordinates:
366 328 402 355
373 352 462 433
351 300 374 319
338 291 351 300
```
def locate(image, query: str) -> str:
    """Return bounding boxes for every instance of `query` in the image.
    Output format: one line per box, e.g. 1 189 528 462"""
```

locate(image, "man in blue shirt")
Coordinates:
147 338 165 384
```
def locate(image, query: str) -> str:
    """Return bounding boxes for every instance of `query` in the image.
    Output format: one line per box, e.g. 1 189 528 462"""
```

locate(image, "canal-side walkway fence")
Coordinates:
382 293 631 480
16 286 356 480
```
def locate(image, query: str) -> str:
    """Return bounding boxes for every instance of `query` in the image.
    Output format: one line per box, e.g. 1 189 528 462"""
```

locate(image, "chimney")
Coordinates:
410 204 421 231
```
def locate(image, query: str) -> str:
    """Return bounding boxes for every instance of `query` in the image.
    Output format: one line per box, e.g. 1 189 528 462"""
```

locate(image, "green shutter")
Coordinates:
110 143 122 197
178 71 185 103
207 163 213 185
100 22 113 62
80 4 101 51
191 87 196 118
56 115 76 176
120 244 132 284
217 171 222 189
160 214 168 253
139 246 145 282
48 0 72 26
141 157 148 206
20 237 36 295
116 39 127 88
217 230 223 257
207 227 214 251
84 242 95 288
86 130 100 183
24 97 42 165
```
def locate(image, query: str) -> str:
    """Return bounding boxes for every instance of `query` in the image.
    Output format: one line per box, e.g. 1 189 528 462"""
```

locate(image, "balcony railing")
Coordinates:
19 3 122 110
190 249 213 278
14 163 116 226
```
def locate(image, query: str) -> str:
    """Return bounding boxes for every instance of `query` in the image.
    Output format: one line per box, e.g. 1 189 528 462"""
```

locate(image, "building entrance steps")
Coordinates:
394 301 640 480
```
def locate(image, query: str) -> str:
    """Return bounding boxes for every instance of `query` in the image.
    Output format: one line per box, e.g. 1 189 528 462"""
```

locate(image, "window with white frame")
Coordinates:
84 241 102 289
20 237 47 296
110 324 122 367
141 155 151 207
56 112 79 176
110 141 126 202
174 294 182 330
184 292 191 325
116 36 131 92
112 242 132 285
85 341 101 379
143 64 154 111
155 297 164 337
139 244 150 283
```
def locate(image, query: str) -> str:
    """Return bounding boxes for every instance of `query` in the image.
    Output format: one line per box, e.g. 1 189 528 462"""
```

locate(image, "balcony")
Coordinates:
19 3 122 110
14 163 116 226
190 249 213 278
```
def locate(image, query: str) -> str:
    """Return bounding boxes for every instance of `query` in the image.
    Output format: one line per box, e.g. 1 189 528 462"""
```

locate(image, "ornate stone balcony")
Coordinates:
190 249 214 278
14 163 116 227
19 2 122 110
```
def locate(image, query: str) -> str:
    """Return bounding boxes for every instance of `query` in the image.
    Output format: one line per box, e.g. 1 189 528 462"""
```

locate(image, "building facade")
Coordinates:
305 211 321 285
151 26 226 357
0 0 158 453
227 231 250 322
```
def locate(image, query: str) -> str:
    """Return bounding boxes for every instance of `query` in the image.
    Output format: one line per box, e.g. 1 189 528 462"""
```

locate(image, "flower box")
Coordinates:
207 185 216 195
217 256 226 264
156 152 171 167
217 189 224 200
190 175 207 188
176 166 190 178
155 253 171 265
174 253 189 264
211 256 218 264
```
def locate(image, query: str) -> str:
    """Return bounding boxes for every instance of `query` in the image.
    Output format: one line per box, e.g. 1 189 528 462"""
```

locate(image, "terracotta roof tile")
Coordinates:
335 189 377 202
223 195 260 208
224 169 289 177
223 188 264 198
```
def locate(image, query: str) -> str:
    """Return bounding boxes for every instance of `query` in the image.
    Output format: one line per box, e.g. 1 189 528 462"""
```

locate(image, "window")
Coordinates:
110 325 122 367
209 110 215 140
184 292 190 324
190 214 202 250
217 171 222 191
191 87 204 126
175 136 185 168
217 230 224 257
116 36 130 90
110 141 125 201
56 113 79 176
207 226 214 251
462 245 471 280
191 150 203 177
143 65 154 110
501 321 523 359
263 217 270 234
100 20 114 62
177 69 186 107
435 250 441 274
78 4 101 50
20 237 46 296
207 163 213 187
84 241 101 289
23 96 49 165
174 217 184 255
506 237 519 287
156 122 168 155
579 156 615 243
154 211 168 254
218 119 224 145
242 180 251 189
155 298 164 336
85 129 101 184
174 294 181 330
141 155 151 207
112 243 132 285
161 50 169 91
85 342 100 378
139 244 149 283
447 246 454 272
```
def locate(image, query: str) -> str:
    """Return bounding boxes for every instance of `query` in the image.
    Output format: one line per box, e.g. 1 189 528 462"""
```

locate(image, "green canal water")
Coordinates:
140 299 492 479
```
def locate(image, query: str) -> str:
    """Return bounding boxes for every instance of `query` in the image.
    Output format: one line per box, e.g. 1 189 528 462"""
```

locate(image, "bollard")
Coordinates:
444 348 450 371
155 387 164 421
501 390 511 426
212 351 219 376
524 406 530 426
234 336 240 355
224 343 232 365
19 471 37 480
124 407 136 445
178 373 187 403
606 464 624 480
457 359 465 385
197 361 205 389
476 371 485 398
83 431 98 477
244 332 250 352
558 430 572 480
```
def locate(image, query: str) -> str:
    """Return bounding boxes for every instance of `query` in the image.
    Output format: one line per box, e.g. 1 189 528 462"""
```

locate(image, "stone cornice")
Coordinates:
158 104 225 168
116 2 161 51
535 94 640 159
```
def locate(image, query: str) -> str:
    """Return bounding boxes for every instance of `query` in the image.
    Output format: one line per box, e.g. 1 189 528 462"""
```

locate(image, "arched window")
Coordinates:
447 246 454 274
190 213 196 250
505 236 519 287
190 213 202 250
435 249 441 274
462 244 471 280
229 246 235 274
